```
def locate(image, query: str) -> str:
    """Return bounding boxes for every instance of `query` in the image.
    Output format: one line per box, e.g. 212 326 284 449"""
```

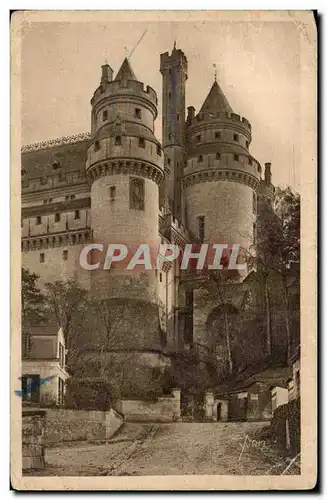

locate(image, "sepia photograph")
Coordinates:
11 10 317 490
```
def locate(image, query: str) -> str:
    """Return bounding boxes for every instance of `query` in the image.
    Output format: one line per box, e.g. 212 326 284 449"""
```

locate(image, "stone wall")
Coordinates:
44 407 123 445
22 409 46 471
116 388 181 422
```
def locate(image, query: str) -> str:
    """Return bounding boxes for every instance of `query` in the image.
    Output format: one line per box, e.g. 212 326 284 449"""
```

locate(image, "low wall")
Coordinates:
116 389 181 422
22 409 46 471
44 407 124 445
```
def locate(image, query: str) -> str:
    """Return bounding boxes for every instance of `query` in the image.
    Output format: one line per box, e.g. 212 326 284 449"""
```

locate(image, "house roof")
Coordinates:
199 80 233 114
28 323 61 336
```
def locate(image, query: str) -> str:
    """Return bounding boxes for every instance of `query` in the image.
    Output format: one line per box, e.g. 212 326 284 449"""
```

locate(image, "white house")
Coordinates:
21 323 70 406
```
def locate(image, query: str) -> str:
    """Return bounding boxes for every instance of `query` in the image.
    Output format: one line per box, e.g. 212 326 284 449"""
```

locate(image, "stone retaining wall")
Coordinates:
116 388 181 422
44 407 124 445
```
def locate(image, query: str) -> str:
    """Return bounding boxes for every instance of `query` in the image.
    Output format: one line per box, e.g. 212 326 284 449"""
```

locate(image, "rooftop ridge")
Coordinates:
21 132 91 153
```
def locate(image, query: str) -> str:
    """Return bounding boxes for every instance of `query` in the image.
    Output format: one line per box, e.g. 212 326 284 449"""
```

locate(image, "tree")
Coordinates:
21 268 46 328
255 186 300 361
44 280 87 349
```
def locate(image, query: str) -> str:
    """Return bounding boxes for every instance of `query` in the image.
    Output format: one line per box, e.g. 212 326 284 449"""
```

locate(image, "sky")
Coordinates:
21 17 304 190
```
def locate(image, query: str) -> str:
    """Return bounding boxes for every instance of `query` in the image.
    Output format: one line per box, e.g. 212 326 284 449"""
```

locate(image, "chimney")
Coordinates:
187 106 195 124
101 64 113 84
264 162 272 185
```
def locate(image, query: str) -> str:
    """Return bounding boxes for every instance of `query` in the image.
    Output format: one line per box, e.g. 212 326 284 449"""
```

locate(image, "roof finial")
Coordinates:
213 63 217 82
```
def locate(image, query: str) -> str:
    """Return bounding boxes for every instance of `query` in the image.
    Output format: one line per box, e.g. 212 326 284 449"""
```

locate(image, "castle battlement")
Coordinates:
92 80 158 109
188 112 251 131
160 47 188 73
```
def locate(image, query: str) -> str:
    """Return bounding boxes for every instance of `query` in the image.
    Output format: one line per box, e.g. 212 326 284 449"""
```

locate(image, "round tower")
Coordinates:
183 79 261 262
85 59 165 364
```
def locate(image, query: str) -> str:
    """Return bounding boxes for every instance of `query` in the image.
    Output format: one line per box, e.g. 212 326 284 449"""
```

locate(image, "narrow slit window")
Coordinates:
156 144 161 156
74 210 80 220
253 192 257 214
234 154 239 161
102 109 108 121
63 250 68 261
253 222 257 244
198 155 203 163
196 134 201 142
40 253 45 263
55 213 61 223
216 152 221 160
135 108 141 119
246 140 249 149
198 216 205 242
233 134 239 142
94 140 100 151
36 216 42 225
115 136 122 146
215 132 221 139
110 186 116 201
138 137 145 149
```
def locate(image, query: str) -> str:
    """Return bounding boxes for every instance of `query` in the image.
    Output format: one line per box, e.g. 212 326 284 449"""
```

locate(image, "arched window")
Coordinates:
130 177 145 211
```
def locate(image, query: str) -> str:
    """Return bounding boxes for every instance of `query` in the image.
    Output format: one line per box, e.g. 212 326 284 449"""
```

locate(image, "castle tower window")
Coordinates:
253 192 257 213
63 250 68 261
246 140 249 149
196 134 201 142
156 144 161 156
168 133 172 141
198 215 205 242
198 155 203 163
40 253 45 263
169 68 172 74
36 216 42 225
70 195 75 200
52 160 61 169
233 134 239 142
102 109 108 121
134 108 141 119
234 154 239 161
215 132 221 139
94 140 100 151
177 113 180 121
216 152 221 160
130 177 145 211
115 136 122 146
253 222 257 244
160 273 163 283
110 186 116 201
49 198 52 203
138 137 145 149
55 213 61 223
43 199 48 205
74 210 80 220
168 91 172 99
72 235 76 244
248 158 253 166
167 158 171 166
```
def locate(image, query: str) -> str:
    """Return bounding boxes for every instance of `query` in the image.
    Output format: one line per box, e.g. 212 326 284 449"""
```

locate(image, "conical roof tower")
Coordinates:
199 80 233 114
114 57 137 81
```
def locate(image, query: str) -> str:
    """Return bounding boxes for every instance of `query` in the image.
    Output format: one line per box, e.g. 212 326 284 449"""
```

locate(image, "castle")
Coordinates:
21 45 276 393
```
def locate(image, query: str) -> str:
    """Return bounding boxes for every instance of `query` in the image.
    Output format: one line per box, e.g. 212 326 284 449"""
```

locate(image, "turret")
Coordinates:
85 59 165 391
183 77 261 255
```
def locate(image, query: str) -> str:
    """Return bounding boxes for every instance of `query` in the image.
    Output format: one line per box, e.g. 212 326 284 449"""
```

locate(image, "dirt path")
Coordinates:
27 421 299 476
